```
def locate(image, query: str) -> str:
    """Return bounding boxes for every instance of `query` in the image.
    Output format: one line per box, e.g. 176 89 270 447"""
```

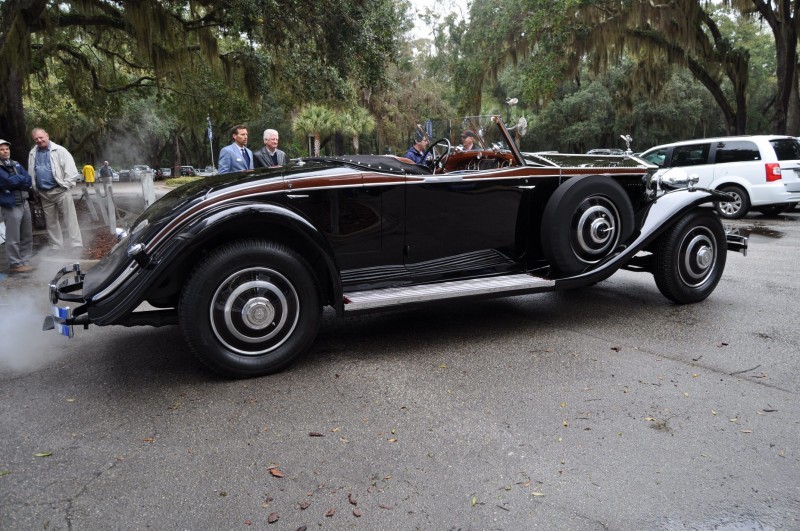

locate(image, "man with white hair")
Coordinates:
27 127 83 252
253 129 287 168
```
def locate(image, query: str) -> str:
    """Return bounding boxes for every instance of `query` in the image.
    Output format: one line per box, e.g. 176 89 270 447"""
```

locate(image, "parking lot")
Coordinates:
1 208 799 529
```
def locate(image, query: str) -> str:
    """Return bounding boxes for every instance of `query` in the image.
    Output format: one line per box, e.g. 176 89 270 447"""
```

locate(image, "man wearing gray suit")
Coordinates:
217 125 253 174
253 129 287 168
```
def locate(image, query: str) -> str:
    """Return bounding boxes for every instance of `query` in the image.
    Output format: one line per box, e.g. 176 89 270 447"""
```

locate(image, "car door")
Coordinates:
402 168 529 279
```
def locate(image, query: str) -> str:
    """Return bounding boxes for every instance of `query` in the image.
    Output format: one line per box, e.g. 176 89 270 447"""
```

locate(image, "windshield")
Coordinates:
418 115 513 152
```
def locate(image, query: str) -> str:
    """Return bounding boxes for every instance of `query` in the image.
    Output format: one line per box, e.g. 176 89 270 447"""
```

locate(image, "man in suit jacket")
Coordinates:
218 124 253 174
253 129 287 168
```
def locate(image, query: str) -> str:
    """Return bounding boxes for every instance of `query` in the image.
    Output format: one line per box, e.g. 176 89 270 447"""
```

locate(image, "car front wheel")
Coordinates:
179 239 321 378
653 209 727 304
714 185 749 219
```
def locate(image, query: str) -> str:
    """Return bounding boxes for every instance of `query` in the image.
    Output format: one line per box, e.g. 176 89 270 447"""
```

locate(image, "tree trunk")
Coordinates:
0 0 49 161
0 64 30 163
787 65 800 135
773 31 797 134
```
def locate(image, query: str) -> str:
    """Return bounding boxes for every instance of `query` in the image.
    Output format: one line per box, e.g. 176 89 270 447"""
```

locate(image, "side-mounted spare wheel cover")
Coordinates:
541 175 635 275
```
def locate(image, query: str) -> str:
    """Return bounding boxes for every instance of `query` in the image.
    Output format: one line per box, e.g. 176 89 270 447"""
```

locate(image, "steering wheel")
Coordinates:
422 137 451 174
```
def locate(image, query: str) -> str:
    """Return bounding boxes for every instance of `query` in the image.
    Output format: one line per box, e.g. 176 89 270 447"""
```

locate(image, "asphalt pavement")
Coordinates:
1 194 798 529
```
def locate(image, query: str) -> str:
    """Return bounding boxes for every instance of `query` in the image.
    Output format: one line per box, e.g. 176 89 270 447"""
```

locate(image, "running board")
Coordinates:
343 274 555 311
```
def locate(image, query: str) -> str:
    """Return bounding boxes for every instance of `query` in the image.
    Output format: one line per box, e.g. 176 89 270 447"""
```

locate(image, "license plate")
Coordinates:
50 305 74 338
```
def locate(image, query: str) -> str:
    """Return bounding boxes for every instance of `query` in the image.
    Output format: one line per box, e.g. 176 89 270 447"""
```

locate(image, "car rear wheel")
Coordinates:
540 175 635 275
714 185 749 219
179 239 321 378
653 209 727 304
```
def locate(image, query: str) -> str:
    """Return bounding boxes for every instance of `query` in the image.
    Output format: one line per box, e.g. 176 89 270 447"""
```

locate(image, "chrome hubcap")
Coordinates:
572 197 620 264
680 230 717 286
210 268 299 355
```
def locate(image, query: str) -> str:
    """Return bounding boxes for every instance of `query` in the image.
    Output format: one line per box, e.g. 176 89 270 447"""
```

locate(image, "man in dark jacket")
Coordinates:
0 139 34 273
404 131 430 164
253 129 287 168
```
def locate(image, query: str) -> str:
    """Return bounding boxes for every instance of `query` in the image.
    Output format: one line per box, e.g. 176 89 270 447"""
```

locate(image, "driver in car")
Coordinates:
404 131 430 164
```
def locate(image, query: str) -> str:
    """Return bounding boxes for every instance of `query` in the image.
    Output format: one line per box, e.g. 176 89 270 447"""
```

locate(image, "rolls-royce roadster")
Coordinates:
44 116 748 378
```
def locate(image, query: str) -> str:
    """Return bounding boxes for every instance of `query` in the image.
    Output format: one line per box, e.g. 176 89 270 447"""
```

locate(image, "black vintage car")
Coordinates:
45 116 747 377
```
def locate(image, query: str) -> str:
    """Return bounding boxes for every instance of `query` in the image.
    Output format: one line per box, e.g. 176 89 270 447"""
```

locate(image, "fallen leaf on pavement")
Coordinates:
348 493 357 505
267 512 279 523
325 508 336 517
353 508 362 517
269 468 285 478
298 501 310 510
34 452 52 457
308 432 324 437
531 492 545 497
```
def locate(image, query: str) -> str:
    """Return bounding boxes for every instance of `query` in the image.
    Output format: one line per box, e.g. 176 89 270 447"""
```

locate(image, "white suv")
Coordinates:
640 136 800 218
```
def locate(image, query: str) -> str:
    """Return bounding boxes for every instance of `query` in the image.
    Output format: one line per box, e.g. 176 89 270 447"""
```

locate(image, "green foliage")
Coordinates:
1 0 405 164
293 105 337 156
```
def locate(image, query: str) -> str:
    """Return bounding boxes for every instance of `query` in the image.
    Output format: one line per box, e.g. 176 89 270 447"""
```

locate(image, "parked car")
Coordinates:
117 169 131 181
180 166 197 176
98 167 120 182
44 116 747 378
155 168 172 180
639 136 800 218
131 165 152 180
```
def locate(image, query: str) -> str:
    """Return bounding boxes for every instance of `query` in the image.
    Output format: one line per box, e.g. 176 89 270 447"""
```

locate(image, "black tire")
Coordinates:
755 204 789 217
714 185 749 219
179 239 321 378
540 175 635 275
653 209 727 304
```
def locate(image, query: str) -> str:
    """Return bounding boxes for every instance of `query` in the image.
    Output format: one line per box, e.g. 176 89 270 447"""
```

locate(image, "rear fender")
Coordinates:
89 203 343 324
172 203 342 307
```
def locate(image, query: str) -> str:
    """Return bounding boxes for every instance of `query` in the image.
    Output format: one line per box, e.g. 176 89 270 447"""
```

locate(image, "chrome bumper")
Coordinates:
43 263 86 337
726 234 748 256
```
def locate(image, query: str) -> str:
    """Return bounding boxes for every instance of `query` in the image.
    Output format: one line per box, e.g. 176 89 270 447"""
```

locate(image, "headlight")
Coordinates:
649 167 700 191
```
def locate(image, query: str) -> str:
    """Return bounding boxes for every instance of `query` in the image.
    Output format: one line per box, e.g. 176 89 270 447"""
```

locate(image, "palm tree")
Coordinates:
293 105 336 156
337 107 376 154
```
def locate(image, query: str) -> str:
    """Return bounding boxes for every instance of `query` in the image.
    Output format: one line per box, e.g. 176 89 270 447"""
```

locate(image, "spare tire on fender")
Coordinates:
540 175 635 275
